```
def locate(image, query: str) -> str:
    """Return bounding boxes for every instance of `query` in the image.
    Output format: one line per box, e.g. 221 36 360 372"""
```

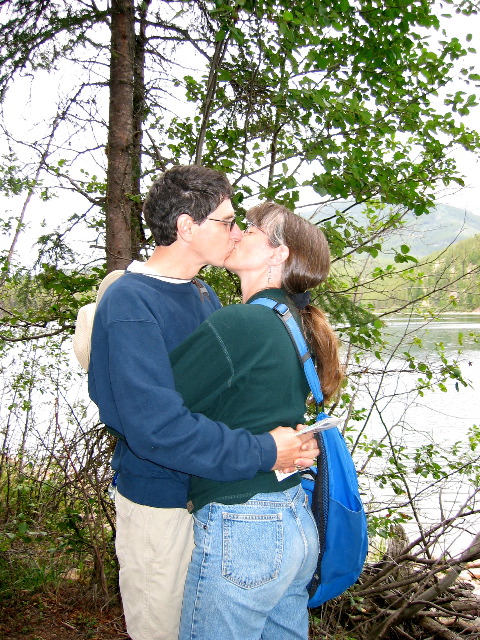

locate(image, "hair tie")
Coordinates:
291 291 311 310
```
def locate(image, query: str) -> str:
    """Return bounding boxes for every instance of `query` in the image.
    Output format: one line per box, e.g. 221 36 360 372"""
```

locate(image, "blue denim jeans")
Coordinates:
179 485 319 640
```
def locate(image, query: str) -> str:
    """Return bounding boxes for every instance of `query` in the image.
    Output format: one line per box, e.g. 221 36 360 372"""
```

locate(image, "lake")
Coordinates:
357 313 480 557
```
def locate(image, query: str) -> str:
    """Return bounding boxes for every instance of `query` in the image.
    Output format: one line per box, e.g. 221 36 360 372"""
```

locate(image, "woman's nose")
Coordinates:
230 223 243 241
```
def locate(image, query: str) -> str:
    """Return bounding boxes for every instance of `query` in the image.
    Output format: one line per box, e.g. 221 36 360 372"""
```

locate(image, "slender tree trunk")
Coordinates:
130 0 149 260
106 0 135 271
194 35 230 166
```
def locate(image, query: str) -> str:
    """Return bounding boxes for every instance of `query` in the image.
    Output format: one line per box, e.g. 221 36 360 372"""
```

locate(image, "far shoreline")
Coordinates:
379 310 480 317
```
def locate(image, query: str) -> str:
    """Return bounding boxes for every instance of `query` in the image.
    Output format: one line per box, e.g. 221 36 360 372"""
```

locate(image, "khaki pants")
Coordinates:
115 491 194 640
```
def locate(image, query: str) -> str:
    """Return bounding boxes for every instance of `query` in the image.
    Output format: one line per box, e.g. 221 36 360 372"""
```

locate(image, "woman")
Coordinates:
170 202 344 640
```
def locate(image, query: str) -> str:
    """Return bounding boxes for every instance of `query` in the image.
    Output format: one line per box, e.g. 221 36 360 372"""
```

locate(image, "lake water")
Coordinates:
357 314 480 557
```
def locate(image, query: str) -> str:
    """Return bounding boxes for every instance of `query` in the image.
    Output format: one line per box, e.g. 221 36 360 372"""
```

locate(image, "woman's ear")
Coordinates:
177 214 196 242
270 244 289 266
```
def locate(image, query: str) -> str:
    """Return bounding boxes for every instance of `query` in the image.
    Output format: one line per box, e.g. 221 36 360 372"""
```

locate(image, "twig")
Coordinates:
61 621 77 631
415 601 476 620
395 627 417 640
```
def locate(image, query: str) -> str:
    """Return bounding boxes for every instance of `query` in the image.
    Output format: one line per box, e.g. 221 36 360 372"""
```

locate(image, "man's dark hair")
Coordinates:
143 165 234 246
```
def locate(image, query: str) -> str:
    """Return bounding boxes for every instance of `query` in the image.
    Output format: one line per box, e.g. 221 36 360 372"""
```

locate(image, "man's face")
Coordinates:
191 199 242 267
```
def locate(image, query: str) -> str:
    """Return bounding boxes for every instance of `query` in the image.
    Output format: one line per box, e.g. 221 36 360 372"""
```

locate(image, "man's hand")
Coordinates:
269 425 319 472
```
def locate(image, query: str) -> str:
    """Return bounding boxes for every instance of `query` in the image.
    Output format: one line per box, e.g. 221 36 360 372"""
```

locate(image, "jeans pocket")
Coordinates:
221 512 283 589
192 512 208 529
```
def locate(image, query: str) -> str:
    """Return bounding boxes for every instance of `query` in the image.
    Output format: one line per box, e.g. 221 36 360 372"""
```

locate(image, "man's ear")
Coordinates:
270 244 289 266
177 214 196 242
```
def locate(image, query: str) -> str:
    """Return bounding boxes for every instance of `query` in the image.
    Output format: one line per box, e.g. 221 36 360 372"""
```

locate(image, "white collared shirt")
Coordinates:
126 260 191 284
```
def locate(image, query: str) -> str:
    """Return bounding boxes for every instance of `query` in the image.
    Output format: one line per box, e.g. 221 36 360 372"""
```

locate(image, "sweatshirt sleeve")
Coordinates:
91 313 276 480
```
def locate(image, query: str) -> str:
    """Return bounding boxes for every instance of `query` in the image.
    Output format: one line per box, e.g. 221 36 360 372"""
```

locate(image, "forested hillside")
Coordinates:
314 202 480 257
354 232 480 312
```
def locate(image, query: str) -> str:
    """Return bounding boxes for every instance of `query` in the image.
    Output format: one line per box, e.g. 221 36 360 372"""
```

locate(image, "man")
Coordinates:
88 165 318 640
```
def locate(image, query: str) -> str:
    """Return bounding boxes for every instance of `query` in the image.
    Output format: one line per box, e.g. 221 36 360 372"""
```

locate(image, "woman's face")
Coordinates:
224 219 273 276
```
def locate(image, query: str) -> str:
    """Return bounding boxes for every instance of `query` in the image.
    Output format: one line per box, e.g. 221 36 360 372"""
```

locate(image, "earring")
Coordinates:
267 266 272 286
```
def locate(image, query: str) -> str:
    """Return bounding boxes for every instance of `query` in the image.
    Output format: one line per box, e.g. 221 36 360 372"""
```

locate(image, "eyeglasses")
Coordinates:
205 217 238 230
239 218 267 235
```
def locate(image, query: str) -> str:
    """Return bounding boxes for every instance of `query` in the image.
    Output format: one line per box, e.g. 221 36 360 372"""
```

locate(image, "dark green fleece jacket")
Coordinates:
170 289 309 511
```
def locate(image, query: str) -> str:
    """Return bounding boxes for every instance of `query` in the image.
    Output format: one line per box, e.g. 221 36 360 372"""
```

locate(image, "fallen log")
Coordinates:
419 616 463 639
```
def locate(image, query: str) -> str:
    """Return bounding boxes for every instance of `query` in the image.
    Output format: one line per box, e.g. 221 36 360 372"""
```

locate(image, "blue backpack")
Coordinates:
251 298 368 607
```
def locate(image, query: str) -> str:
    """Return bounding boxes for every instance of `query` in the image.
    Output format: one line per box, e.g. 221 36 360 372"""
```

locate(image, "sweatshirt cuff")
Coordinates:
255 432 277 472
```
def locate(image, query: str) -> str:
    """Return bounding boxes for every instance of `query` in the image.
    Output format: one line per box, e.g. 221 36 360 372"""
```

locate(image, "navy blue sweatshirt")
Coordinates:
88 272 276 508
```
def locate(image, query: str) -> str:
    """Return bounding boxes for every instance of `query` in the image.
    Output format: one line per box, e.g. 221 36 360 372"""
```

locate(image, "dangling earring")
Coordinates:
267 266 272 286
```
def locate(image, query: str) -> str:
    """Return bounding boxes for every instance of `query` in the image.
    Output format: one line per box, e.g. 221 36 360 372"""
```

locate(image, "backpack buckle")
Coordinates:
272 302 292 320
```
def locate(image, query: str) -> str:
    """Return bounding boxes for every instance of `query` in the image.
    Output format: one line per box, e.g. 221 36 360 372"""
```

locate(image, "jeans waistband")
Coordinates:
242 485 305 508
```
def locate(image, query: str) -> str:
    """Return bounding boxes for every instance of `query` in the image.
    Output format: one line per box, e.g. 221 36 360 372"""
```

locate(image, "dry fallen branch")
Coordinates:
418 616 463 640
364 532 480 640
312 524 480 640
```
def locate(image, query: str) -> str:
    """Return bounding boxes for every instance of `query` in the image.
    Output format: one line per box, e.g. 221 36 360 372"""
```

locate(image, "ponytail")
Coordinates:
300 304 343 403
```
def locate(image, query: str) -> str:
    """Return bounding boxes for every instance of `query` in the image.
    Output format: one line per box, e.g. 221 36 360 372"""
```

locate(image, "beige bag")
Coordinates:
73 270 124 371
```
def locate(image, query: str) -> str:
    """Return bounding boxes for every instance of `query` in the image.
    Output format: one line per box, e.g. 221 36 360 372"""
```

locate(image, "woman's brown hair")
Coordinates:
247 202 344 402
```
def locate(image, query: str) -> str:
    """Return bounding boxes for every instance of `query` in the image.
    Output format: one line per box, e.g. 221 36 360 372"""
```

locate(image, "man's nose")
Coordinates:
230 223 243 241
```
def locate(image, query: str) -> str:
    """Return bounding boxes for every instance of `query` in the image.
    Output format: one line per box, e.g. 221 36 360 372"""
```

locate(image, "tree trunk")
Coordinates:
131 0 149 260
194 35 230 166
106 0 135 272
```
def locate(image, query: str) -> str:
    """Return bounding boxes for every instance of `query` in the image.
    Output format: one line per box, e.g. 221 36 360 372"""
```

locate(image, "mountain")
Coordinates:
387 204 480 257
310 202 480 258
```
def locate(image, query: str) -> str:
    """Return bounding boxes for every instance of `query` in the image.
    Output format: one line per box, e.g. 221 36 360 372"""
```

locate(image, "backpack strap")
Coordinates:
251 296 331 598
250 297 324 411
192 278 210 302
